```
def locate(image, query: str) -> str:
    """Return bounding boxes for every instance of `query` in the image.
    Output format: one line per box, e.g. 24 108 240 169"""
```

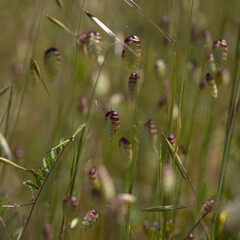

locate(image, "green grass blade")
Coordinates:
141 205 187 212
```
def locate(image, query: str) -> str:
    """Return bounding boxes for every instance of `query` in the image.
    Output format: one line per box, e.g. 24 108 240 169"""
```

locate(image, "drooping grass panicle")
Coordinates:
81 209 99 230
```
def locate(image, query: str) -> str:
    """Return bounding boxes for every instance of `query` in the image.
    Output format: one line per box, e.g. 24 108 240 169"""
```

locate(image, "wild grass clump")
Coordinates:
0 0 240 239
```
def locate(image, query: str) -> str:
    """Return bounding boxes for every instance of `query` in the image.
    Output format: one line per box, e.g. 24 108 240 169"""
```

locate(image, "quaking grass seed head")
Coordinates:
81 209 99 230
206 72 218 98
155 59 167 81
167 134 176 146
144 119 157 147
88 166 100 190
213 39 228 70
188 233 194 240
207 53 217 74
86 31 102 61
44 47 61 80
43 223 52 240
119 137 132 168
203 29 212 51
62 196 78 221
202 198 215 214
105 111 120 141
128 72 140 101
122 35 141 71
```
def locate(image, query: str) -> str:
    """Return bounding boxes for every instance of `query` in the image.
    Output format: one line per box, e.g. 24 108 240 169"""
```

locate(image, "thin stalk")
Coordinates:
197 98 215 202
219 0 230 38
10 0 46 143
212 74 240 238
179 0 195 113
69 44 112 196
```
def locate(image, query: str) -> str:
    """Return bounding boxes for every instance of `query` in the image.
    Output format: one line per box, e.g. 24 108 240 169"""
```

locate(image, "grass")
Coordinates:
0 0 240 239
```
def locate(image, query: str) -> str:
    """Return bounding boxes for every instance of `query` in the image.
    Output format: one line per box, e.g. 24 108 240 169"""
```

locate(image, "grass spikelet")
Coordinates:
86 31 102 61
97 165 116 202
44 48 61 80
62 196 78 221
128 72 140 100
88 166 100 190
155 59 167 81
119 137 133 168
144 119 157 148
213 39 228 70
207 53 217 75
122 35 141 71
81 209 99 230
105 111 120 142
206 72 218 98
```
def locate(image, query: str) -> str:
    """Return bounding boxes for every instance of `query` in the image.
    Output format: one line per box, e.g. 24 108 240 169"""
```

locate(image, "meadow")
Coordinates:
0 0 240 239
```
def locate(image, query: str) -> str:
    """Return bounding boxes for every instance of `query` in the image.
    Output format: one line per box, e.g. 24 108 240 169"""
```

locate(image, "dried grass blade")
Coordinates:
45 15 74 36
0 85 11 96
0 157 28 171
31 58 50 97
0 132 12 160
122 0 175 42
83 10 116 37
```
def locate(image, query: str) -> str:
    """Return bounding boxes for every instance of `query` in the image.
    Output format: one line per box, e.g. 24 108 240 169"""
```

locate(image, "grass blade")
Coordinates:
31 58 50 97
0 132 12 160
0 86 10 97
0 157 28 171
141 205 187 212
45 15 75 36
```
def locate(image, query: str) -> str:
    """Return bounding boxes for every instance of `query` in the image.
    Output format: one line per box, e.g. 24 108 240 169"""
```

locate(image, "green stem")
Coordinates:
212 74 240 238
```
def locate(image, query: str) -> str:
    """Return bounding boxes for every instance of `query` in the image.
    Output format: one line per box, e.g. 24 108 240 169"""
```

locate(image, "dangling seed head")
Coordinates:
79 32 87 54
207 53 217 74
144 119 157 147
206 73 218 98
199 79 206 89
163 164 175 195
62 196 78 221
166 219 173 232
43 223 52 240
122 35 141 71
44 48 61 80
213 39 228 70
128 72 140 100
202 199 215 214
88 166 100 190
77 95 88 114
86 31 102 61
97 165 116 202
119 137 133 168
155 60 167 81
81 209 99 230
167 134 176 146
105 111 120 141
188 233 194 240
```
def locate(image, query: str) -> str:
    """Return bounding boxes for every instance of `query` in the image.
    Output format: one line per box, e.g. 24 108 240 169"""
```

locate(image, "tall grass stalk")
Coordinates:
212 74 240 238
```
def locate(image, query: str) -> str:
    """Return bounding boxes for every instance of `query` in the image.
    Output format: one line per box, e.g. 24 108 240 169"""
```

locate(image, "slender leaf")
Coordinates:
0 85 11 96
0 157 28 171
0 132 12 160
45 15 74 36
142 205 187 212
